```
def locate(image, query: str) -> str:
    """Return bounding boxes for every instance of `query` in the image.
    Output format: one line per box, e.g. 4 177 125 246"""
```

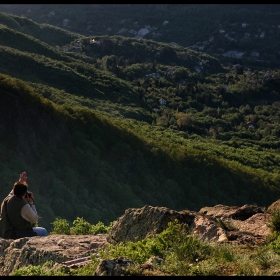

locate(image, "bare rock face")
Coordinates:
267 199 280 213
107 204 272 246
199 204 264 220
197 204 272 245
190 214 228 243
0 234 108 276
106 204 196 244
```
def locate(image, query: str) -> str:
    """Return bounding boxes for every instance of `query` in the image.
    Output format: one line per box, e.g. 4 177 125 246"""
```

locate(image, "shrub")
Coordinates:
50 218 70 234
267 210 280 234
50 217 113 235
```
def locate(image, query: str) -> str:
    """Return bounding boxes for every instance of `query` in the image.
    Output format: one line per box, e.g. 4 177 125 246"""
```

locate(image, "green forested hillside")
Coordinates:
0 10 280 232
1 4 280 69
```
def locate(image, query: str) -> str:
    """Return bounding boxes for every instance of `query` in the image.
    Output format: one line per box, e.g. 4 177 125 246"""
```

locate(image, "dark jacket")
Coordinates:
0 195 32 239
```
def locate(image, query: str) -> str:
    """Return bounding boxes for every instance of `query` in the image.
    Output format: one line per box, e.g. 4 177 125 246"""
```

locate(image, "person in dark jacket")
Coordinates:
0 172 48 239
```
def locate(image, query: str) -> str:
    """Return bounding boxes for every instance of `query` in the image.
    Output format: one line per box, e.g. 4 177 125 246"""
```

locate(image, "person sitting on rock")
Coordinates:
0 172 48 239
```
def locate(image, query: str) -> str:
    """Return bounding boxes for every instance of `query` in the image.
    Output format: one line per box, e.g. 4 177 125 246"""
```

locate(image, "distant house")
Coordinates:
162 21 169 26
144 72 161 80
219 29 225 33
260 32 265 38
247 121 255 129
195 66 202 73
75 41 82 47
152 32 162 38
232 64 242 70
63 19 69 27
117 28 127 34
90 39 100 44
264 71 272 78
244 32 250 38
62 46 70 52
222 51 245 58
137 28 150 37
159 98 166 105
154 51 161 58
165 68 175 76
242 23 248 27
251 50 259 57
232 64 243 74
129 29 137 35
48 11 55 17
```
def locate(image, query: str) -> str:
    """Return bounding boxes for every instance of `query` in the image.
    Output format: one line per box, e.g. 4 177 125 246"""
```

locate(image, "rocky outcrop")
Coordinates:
0 234 108 276
199 204 264 220
0 203 275 275
106 205 196 244
107 204 271 245
267 199 280 213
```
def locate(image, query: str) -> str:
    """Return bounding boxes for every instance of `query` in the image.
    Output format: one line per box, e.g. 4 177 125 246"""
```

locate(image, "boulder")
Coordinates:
189 214 228 243
267 199 280 213
199 204 264 220
106 204 196 244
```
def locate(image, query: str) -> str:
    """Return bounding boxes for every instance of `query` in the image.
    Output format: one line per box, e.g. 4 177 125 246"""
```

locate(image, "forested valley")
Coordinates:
0 6 280 232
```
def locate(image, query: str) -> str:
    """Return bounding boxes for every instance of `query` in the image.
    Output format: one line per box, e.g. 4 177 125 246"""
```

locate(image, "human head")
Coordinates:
13 182 28 198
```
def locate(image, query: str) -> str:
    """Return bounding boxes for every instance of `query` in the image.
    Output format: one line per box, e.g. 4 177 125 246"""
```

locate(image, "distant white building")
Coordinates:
137 28 150 37
63 19 69 27
222 51 246 58
117 28 127 34
162 21 169 26
48 11 55 17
